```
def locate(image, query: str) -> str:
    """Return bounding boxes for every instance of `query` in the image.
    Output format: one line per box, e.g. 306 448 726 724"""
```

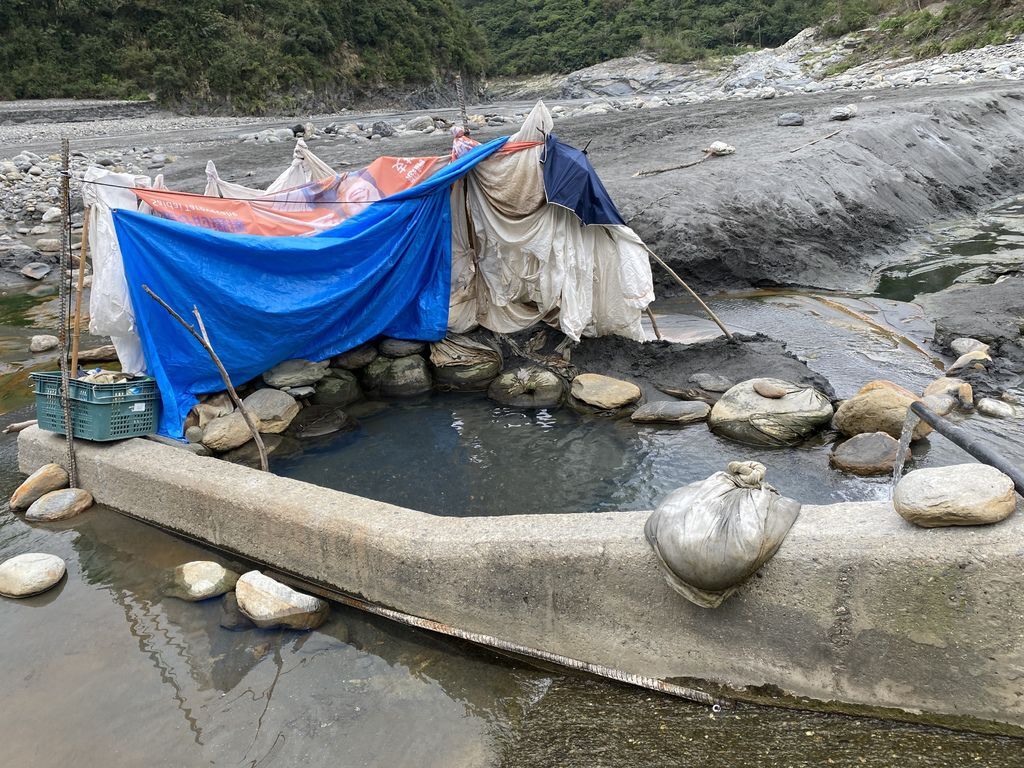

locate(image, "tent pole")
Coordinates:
645 248 734 342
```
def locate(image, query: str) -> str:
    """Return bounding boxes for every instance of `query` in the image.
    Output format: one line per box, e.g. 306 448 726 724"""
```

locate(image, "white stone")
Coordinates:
0 553 66 598
29 334 59 353
166 561 240 601
235 571 329 630
894 464 1017 528
25 488 94 521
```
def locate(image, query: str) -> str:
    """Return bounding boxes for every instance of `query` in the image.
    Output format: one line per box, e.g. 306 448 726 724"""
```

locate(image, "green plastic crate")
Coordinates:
30 372 160 442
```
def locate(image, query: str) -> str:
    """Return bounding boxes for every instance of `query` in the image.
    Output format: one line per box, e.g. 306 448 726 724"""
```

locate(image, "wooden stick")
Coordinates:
645 249 735 342
633 152 711 178
69 206 91 376
2 419 37 434
789 129 842 154
141 285 269 471
645 307 663 340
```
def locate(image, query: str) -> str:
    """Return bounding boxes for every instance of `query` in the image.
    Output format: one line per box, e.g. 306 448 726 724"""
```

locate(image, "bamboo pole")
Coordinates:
789 129 842 154
69 206 91 376
142 285 269 471
645 307 663 340
645 248 734 342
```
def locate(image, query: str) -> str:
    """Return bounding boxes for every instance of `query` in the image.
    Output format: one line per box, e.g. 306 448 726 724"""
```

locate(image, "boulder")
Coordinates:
25 488 93 521
0 553 66 598
833 380 932 441
406 115 434 131
488 367 565 408
380 355 432 397
242 388 300 433
262 359 329 388
166 561 240 601
709 378 833 447
29 334 59 353
235 571 329 630
10 463 69 511
894 464 1016 527
829 432 900 476
777 112 804 126
219 592 256 631
313 370 362 407
571 374 641 410
379 338 427 358
332 344 377 370
201 411 253 452
631 400 710 425
370 120 395 138
288 404 356 438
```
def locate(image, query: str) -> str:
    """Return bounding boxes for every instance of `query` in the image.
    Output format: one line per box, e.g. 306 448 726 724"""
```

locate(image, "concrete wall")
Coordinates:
19 427 1024 733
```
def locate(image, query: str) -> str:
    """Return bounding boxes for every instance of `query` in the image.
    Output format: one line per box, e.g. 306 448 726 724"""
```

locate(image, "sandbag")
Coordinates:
708 378 832 446
644 461 801 608
430 333 503 391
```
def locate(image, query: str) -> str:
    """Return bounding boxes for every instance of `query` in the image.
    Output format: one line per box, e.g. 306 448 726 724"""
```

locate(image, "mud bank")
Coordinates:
17 426 1024 734
552 83 1024 293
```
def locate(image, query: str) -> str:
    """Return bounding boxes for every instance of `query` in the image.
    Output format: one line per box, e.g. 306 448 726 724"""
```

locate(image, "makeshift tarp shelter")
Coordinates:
90 101 656 437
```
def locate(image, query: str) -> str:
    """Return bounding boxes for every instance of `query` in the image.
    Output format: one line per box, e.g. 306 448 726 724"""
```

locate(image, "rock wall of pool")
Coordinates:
18 426 1024 734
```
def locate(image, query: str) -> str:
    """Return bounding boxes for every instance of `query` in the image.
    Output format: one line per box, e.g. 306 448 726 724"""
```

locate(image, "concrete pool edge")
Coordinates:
18 427 1024 734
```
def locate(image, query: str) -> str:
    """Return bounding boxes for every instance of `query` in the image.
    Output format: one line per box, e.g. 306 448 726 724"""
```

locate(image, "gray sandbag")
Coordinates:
708 378 832 446
644 461 801 608
430 333 503 391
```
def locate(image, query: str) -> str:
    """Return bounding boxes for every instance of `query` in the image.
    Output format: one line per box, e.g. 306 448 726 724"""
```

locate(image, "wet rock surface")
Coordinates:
235 571 329 630
833 381 931 441
829 432 899 477
631 400 710 425
262 359 329 389
379 355 432 397
487 367 565 408
894 464 1017 527
313 370 362 407
166 561 240 601
9 463 68 511
0 553 66 598
24 488 93 522
570 374 641 410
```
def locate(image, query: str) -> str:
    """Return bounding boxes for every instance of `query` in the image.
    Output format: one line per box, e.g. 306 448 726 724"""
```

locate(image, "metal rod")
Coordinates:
910 401 1024 495
58 137 79 488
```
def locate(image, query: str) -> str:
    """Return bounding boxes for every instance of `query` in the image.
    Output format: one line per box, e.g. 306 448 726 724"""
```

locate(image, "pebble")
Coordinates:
894 464 1016 527
25 488 94 521
0 553 66 598
235 571 329 630
10 463 69 511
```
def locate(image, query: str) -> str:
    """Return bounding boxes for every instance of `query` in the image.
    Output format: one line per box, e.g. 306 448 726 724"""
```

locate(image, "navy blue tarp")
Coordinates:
541 133 625 226
113 137 507 438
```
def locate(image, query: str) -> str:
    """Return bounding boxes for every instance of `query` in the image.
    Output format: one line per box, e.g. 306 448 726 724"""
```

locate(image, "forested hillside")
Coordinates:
0 0 485 111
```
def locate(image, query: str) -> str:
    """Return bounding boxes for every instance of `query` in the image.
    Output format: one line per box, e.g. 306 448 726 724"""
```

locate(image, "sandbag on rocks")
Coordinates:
487 366 565 408
430 334 503 391
645 461 801 608
708 378 833 446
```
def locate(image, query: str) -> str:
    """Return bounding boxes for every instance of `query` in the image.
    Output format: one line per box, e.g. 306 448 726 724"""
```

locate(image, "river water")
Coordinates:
2 197 1023 764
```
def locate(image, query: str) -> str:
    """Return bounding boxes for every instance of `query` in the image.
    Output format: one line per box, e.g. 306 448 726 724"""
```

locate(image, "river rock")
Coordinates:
894 464 1016 527
10 463 69 511
166 561 240 601
777 112 804 126
242 388 299 433
921 394 956 417
709 378 833 447
235 571 329 630
950 337 989 357
829 432 899 476
371 120 395 138
976 397 1017 419
688 373 734 393
829 105 857 121
833 380 931 441
25 488 94 521
332 343 377 370
287 404 356 438
947 350 990 375
379 338 427 358
488 367 565 408
219 592 256 630
0 553 66 598
571 374 641 410
41 206 62 223
201 411 252 451
631 400 710 424
29 334 59 353
313 370 362 406
263 359 329 388
380 355 432 396
20 262 52 280
923 376 972 407
36 238 60 253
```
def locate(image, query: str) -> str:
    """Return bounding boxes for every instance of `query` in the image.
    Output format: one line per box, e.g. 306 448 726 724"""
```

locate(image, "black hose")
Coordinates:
909 401 1024 496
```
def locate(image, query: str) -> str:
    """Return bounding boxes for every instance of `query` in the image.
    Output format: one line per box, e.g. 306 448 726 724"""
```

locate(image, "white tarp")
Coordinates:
203 139 336 198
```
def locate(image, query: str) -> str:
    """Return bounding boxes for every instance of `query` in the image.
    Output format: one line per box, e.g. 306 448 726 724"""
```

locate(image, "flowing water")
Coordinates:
3 196 1024 764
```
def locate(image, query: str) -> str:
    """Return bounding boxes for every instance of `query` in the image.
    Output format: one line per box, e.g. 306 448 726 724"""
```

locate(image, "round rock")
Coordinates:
10 463 69 511
166 561 240 601
313 370 362 406
631 400 710 425
29 335 59 353
571 374 641 410
235 571 329 630
894 464 1016 527
976 397 1017 419
288 404 356 438
243 388 300 433
829 432 899 477
379 355 432 396
833 380 931 441
25 488 94 522
0 553 66 598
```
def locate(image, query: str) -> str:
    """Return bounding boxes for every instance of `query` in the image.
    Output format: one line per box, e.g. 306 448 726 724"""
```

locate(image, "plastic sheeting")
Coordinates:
112 137 507 437
203 139 336 198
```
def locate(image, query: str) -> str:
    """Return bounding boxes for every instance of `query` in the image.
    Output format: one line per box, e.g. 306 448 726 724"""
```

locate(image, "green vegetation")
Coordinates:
0 0 485 112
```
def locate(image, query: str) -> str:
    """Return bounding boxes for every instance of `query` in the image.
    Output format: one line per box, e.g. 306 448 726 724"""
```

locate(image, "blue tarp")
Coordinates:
113 137 508 438
541 133 625 226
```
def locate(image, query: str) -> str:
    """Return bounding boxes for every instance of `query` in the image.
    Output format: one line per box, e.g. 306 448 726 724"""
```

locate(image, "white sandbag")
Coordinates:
644 461 801 608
